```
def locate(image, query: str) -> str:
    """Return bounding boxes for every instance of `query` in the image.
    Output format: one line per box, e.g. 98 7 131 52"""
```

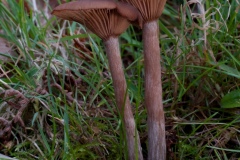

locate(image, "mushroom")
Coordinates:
52 0 143 159
119 0 167 159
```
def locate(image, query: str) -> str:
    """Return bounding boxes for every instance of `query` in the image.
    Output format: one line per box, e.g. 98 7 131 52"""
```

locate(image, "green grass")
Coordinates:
0 0 240 159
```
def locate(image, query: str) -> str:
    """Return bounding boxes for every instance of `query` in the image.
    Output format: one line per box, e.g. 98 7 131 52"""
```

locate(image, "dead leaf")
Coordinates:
0 37 16 62
73 38 93 61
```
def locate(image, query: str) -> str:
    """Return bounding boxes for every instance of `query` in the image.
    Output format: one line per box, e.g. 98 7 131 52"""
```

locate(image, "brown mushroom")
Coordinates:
119 0 167 159
52 0 143 159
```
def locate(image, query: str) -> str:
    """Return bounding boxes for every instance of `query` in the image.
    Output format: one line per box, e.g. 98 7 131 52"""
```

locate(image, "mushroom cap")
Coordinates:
119 0 166 22
52 0 142 40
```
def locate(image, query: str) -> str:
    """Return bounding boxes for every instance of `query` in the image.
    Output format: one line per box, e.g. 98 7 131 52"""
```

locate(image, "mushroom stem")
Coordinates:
143 20 166 160
104 37 143 160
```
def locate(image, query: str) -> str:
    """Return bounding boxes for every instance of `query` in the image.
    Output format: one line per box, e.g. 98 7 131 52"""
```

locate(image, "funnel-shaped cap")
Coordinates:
120 0 166 22
52 0 142 40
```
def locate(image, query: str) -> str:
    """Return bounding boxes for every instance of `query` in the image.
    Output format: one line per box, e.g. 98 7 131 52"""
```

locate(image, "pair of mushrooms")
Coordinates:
52 0 166 159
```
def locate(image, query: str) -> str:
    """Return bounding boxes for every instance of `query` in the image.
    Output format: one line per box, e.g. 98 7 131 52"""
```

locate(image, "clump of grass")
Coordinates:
0 0 239 159
162 0 240 159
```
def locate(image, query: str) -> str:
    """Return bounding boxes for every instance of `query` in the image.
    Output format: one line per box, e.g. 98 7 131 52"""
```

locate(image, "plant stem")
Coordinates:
143 20 166 160
104 37 143 160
